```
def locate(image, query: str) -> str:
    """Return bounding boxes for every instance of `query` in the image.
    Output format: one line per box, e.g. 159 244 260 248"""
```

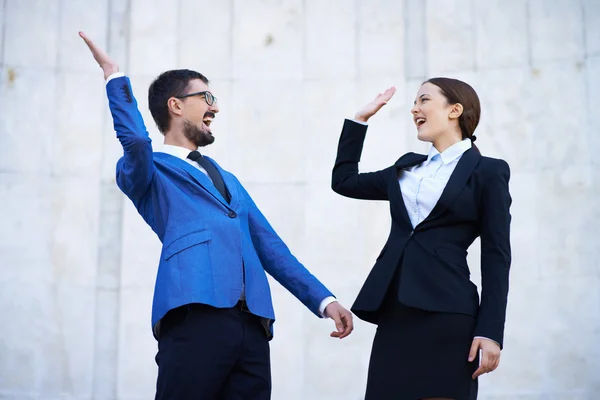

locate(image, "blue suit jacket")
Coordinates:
107 76 334 337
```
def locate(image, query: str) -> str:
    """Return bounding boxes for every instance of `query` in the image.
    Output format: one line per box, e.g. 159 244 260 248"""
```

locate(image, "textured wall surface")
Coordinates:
1 0 599 399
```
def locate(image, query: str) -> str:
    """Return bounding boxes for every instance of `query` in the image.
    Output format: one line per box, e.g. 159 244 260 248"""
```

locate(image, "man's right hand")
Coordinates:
324 301 354 339
79 31 119 80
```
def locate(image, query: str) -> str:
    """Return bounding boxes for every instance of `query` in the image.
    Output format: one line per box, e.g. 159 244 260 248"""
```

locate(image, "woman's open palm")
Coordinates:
354 86 396 123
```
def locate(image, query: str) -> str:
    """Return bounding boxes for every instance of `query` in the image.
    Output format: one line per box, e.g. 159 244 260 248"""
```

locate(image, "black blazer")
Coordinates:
332 119 512 348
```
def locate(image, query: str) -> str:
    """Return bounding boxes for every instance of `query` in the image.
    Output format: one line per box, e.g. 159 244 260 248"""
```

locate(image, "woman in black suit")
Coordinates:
332 78 511 400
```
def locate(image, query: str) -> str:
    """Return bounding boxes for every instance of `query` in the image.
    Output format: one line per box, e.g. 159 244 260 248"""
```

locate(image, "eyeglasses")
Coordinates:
175 91 217 106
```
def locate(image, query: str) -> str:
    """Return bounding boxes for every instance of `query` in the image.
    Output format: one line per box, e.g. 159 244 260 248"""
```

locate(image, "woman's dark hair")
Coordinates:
148 69 210 134
425 77 481 143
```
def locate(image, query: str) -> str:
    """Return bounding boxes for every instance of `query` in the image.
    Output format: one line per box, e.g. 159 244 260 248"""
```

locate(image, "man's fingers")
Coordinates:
332 313 344 333
324 304 353 339
79 31 98 53
79 31 119 79
78 31 90 44
329 310 352 338
345 312 354 331
80 34 104 59
337 313 354 339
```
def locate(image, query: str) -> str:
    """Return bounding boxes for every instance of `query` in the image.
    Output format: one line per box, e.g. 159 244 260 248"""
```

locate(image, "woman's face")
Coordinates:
411 82 459 143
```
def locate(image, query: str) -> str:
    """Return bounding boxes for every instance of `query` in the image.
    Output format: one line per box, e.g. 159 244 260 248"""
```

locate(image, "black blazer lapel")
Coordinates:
391 152 428 227
394 152 429 170
418 148 481 229
155 153 232 209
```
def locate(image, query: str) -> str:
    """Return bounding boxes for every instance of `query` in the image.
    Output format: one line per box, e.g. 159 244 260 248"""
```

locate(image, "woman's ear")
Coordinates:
449 103 464 120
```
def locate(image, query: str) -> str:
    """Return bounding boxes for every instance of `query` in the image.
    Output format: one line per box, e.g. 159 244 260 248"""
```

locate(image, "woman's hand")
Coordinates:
469 337 501 379
354 86 396 123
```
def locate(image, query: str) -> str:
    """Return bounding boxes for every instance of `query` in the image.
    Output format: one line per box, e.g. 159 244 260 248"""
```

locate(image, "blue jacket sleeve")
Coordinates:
236 179 335 317
107 76 155 201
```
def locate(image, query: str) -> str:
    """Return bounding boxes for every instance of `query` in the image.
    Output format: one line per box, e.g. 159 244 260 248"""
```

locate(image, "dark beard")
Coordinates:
183 120 214 147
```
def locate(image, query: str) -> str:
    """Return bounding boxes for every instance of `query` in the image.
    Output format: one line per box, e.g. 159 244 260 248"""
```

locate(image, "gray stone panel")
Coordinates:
229 80 306 183
303 80 359 180
305 0 356 80
529 0 585 63
0 0 5 66
584 0 600 56
58 0 108 73
527 62 589 169
129 0 178 76
0 68 56 173
426 0 475 75
179 0 232 81
404 0 427 79
357 0 404 79
3 0 59 68
232 0 304 81
475 67 538 171
536 166 599 279
587 55 600 167
474 0 529 69
52 72 105 177
116 286 157 400
0 174 53 284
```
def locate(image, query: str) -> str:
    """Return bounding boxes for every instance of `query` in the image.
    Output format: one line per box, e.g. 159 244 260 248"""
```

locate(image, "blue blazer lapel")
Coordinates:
419 148 481 228
155 153 231 208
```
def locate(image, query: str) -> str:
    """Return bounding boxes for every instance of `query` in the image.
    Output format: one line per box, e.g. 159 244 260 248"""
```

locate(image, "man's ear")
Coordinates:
167 97 184 117
449 103 463 120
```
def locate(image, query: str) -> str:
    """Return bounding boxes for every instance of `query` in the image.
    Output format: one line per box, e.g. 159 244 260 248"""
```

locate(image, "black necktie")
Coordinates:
188 151 230 203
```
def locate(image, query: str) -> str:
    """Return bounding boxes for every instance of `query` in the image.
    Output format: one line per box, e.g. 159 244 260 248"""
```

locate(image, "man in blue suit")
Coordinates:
80 32 353 399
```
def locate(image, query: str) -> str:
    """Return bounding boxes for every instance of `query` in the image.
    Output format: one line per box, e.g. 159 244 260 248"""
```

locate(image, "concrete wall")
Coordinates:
0 0 598 399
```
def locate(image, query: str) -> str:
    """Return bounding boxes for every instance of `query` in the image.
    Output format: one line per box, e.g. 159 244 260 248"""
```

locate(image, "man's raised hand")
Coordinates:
79 31 119 80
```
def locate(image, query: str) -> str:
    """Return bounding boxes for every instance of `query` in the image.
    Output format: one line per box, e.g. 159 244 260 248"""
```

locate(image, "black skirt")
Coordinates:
365 261 479 400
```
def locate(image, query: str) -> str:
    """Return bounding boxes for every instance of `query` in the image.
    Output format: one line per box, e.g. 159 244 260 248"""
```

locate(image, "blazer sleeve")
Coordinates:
235 179 334 317
331 119 393 200
474 159 512 348
107 76 155 201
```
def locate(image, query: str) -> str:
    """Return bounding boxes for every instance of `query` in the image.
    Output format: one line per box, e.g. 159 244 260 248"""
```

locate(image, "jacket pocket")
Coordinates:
164 230 212 260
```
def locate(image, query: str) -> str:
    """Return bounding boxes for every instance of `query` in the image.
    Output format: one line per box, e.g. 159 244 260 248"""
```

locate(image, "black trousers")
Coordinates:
155 302 271 400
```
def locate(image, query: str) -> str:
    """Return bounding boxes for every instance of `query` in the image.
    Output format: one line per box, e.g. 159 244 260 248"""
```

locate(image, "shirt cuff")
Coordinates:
106 72 126 84
351 119 368 126
318 296 337 318
474 336 500 347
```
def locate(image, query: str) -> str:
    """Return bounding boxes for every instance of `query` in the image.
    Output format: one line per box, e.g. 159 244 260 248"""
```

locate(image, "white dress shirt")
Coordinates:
399 138 472 228
162 144 211 179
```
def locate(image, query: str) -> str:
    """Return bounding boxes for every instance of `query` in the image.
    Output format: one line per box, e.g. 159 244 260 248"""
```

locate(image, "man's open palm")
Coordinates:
79 31 119 79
